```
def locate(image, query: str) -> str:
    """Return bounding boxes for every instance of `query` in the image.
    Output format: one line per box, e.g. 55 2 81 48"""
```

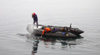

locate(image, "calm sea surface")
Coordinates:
0 0 100 55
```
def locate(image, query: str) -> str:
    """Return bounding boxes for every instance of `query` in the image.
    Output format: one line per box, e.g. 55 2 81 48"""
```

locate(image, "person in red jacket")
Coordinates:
42 27 51 35
32 12 38 28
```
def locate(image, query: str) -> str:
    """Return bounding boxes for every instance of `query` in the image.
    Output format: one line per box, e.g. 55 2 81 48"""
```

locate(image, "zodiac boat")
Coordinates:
32 24 84 38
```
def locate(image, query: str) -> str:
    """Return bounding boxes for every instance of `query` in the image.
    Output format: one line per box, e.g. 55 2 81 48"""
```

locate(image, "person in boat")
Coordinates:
32 12 38 28
42 27 51 35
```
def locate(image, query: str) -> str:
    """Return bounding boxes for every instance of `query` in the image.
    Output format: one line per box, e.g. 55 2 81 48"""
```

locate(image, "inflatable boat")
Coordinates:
32 24 84 38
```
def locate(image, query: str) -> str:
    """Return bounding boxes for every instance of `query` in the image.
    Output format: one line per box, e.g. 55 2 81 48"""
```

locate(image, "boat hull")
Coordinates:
33 29 81 38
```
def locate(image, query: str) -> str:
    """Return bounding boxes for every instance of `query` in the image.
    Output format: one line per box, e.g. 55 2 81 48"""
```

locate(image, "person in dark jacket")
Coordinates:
32 12 38 28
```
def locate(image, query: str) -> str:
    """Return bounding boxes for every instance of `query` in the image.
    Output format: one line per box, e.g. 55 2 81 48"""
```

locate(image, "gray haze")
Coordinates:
0 0 100 55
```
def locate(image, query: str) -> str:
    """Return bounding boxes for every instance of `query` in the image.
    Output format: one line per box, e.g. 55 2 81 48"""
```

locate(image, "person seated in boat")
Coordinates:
32 12 38 28
42 27 51 35
51 27 58 33
60 27 67 32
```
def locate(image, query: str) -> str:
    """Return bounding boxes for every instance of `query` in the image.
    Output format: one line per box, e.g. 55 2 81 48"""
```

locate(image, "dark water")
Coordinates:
0 0 100 55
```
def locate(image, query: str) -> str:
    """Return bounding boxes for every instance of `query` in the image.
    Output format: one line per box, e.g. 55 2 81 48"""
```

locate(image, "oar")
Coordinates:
69 23 72 31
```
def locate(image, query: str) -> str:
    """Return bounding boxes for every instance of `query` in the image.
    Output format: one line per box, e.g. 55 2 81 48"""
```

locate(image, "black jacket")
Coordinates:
32 14 38 21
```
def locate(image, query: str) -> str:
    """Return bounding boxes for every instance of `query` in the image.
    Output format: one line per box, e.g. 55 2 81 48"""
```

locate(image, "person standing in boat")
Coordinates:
32 12 38 28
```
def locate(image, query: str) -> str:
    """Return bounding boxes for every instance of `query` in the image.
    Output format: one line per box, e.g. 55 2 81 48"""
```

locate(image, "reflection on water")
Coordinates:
17 33 84 55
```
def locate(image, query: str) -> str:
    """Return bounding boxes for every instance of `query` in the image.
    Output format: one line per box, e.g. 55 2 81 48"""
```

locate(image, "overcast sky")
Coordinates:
0 0 100 23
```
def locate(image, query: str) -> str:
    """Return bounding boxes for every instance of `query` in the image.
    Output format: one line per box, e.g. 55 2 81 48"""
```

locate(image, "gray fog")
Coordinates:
0 0 100 55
